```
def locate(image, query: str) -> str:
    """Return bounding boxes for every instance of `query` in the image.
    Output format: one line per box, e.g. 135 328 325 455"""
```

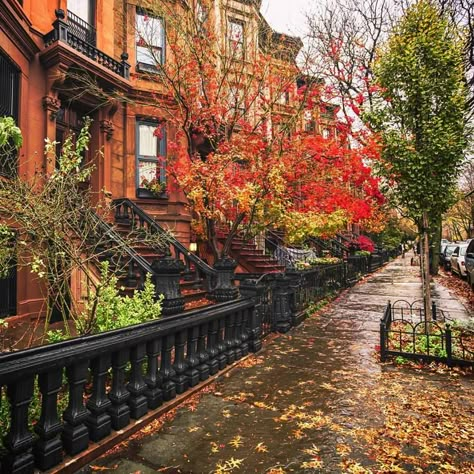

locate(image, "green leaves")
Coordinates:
0 117 22 149
75 261 163 336
371 0 469 221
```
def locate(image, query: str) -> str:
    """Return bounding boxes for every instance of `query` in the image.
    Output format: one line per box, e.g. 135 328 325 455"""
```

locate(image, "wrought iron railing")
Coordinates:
368 254 384 272
43 9 130 79
90 212 155 289
346 255 369 284
112 198 217 291
380 300 474 368
67 10 96 46
0 298 257 472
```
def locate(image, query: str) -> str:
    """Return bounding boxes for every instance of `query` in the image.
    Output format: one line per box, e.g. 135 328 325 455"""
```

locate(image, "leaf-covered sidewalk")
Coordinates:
85 256 474 473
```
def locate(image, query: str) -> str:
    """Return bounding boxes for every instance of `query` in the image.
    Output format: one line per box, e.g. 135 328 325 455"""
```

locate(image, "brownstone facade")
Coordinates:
0 0 193 319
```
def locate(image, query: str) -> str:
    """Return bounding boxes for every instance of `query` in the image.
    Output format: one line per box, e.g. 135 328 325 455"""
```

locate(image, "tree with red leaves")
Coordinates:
134 0 383 261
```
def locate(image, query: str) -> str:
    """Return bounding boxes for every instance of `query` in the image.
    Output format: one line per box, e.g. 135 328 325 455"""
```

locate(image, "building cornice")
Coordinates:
0 1 40 60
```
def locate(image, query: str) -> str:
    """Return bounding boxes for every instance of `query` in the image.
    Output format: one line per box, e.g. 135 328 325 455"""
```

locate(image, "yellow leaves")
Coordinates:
188 426 200 432
214 457 244 473
300 459 323 469
253 401 277 411
255 442 268 453
336 444 352 456
229 435 244 449
302 444 320 457
340 459 372 474
292 429 304 439
283 210 348 245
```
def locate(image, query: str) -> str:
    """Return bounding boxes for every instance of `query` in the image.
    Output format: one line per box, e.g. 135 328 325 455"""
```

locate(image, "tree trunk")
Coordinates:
430 214 441 275
421 211 432 321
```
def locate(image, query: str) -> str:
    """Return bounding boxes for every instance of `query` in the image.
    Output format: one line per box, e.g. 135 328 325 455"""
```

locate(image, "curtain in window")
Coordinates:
138 123 158 157
68 0 90 22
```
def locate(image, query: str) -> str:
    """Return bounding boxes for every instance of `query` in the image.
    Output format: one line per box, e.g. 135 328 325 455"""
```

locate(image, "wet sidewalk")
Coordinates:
87 255 474 473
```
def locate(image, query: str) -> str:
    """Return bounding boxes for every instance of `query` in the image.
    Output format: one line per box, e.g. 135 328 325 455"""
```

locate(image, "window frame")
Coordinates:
228 18 245 59
136 120 167 199
136 8 166 72
0 50 20 178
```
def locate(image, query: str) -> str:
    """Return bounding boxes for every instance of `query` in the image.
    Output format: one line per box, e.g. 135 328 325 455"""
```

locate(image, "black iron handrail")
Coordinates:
112 198 217 282
308 236 343 257
67 9 96 46
0 297 258 472
91 213 153 271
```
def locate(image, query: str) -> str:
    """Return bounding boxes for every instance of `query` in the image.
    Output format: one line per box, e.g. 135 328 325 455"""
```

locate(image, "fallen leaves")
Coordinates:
229 435 243 449
255 442 268 453
214 457 244 473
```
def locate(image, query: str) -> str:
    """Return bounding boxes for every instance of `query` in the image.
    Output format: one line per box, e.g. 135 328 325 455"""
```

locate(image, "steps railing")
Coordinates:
112 199 217 290
90 212 154 289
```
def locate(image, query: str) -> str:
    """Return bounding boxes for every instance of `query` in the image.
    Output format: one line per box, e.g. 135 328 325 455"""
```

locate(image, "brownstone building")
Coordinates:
0 0 335 322
1 0 195 320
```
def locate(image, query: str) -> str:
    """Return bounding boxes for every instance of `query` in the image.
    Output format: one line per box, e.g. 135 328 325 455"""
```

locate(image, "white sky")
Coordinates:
260 0 312 37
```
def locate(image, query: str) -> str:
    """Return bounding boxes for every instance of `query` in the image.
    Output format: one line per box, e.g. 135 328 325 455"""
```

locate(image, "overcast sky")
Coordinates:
260 0 312 36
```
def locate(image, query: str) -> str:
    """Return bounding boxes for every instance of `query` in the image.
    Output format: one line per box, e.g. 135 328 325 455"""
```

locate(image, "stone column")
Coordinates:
212 257 239 302
151 257 185 316
273 274 292 333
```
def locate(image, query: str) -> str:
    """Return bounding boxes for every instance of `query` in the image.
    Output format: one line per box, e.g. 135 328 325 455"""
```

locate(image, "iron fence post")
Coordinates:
273 275 292 333
445 325 453 367
432 301 437 321
239 279 263 353
53 9 69 42
380 320 386 362
212 257 240 302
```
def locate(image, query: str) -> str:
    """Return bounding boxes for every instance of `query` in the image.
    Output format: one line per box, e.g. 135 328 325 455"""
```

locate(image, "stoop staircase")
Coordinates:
93 199 216 311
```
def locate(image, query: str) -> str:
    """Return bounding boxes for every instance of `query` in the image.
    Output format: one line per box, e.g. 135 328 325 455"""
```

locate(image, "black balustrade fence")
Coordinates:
380 300 474 368
0 252 395 472
346 256 369 284
0 299 258 473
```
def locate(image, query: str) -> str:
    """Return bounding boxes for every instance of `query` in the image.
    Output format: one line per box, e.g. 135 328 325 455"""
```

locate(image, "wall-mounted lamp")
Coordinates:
189 242 198 252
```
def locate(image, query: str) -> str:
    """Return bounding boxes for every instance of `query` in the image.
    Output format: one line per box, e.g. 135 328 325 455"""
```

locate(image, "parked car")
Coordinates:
464 240 474 287
450 243 469 277
441 244 457 271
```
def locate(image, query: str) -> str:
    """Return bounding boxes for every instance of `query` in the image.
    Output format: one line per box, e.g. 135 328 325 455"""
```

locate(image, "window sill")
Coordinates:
136 188 168 200
136 62 163 75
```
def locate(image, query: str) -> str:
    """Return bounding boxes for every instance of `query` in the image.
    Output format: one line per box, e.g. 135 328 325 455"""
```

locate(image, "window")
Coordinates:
136 120 166 198
0 51 20 178
196 1 208 34
67 0 96 45
228 20 244 58
136 9 165 70
68 0 93 23
304 110 315 132
0 253 17 318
